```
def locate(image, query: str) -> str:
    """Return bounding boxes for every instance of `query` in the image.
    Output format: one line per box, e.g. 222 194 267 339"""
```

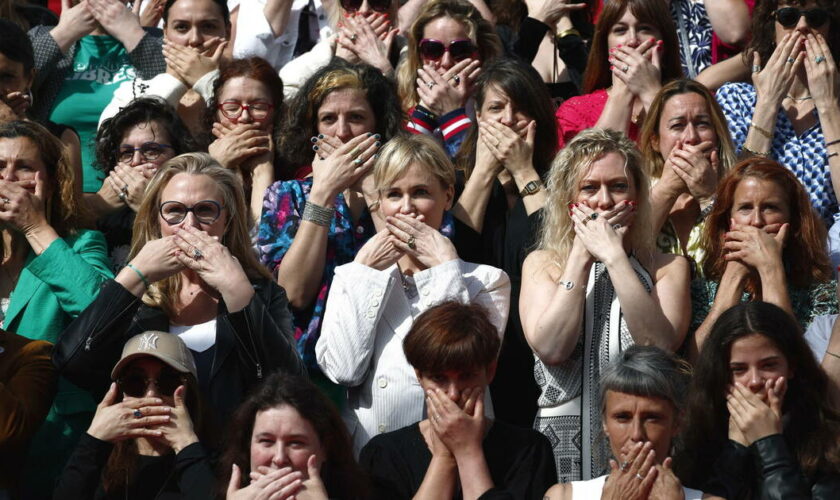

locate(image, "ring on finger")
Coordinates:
590 212 598 220
192 247 203 260
816 55 826 64
349 33 358 42
427 81 436 89
635 473 644 480
787 57 795 64
353 158 363 166
133 409 143 418
752 64 762 73
118 191 127 203
622 65 629 72
1 197 9 208
620 461 630 472
407 235 416 250
122 185 129 194
612 223 622 230
451 74 461 85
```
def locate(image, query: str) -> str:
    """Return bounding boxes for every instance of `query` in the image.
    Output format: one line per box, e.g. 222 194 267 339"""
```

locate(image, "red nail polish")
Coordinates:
610 65 615 71
657 40 663 46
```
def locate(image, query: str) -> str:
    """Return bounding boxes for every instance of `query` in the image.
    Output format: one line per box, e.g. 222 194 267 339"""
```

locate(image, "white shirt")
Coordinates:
170 318 217 353
804 313 836 362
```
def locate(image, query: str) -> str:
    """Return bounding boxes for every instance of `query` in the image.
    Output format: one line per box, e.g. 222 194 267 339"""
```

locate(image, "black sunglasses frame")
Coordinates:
339 0 391 13
159 200 224 225
118 370 185 398
774 7 830 29
418 38 477 62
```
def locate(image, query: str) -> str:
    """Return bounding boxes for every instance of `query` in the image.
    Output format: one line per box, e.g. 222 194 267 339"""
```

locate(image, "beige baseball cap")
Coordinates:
111 331 198 380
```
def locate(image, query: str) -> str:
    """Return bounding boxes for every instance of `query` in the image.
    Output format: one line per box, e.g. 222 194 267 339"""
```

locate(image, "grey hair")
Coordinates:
599 345 692 414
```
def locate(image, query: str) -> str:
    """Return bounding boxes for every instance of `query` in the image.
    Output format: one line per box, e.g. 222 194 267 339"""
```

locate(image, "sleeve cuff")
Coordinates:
193 69 219 102
439 108 471 140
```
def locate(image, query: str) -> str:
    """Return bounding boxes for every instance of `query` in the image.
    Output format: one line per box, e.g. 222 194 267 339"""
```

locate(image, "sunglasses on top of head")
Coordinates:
340 0 391 14
774 7 830 29
418 39 477 62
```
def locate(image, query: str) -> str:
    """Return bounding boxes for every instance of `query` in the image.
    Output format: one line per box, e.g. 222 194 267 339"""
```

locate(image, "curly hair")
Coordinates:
218 372 369 498
538 127 654 268
396 0 503 111
454 57 558 179
678 301 840 487
581 0 682 94
0 120 84 236
278 59 404 174
95 97 198 173
700 157 832 289
744 0 840 69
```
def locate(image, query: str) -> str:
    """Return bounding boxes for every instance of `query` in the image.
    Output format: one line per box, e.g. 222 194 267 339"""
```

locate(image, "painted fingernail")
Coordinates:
567 202 574 209
317 134 324 139
374 133 381 139
367 132 373 137
657 40 663 46
312 145 319 151
310 136 318 143
374 141 381 147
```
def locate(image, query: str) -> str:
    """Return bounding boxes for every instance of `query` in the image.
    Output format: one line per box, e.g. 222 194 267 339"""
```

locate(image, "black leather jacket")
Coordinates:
704 435 840 499
53 278 304 427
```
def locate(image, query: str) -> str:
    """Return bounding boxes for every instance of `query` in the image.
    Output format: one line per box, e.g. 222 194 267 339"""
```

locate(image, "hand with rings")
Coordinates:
105 163 152 212
353 228 404 270
86 382 171 443
601 441 658 500
309 133 381 203
386 213 458 268
416 58 481 116
752 31 804 107
569 201 634 264
803 33 839 109
172 224 252 299
608 38 662 102
425 387 485 460
335 13 398 75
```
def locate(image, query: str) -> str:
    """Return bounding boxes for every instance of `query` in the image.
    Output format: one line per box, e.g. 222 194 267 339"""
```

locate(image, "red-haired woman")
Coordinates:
555 0 683 148
690 157 837 359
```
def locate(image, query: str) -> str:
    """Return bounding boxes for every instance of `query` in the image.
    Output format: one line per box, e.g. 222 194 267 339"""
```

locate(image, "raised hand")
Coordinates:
336 14 398 75
726 378 785 445
87 382 170 442
127 235 186 284
602 441 658 500
171 224 251 294
296 455 329 500
152 385 199 453
426 387 485 459
803 33 839 110
752 32 804 107
386 213 458 268
309 133 380 204
667 140 719 203
648 457 686 500
209 122 271 169
353 228 404 270
723 221 789 273
163 38 227 88
227 464 303 500
569 202 630 265
88 0 145 50
610 38 662 104
134 0 164 27
1 91 31 120
51 0 97 51
0 173 48 236
416 58 481 116
106 163 152 212
479 119 535 176
523 0 587 26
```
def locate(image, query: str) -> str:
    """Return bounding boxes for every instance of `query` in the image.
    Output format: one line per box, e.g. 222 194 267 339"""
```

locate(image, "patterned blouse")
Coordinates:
671 0 712 78
690 279 838 333
716 82 838 228
258 178 376 371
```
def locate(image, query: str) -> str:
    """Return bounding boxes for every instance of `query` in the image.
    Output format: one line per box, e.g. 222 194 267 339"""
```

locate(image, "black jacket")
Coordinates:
53 278 304 426
704 435 840 499
54 433 214 500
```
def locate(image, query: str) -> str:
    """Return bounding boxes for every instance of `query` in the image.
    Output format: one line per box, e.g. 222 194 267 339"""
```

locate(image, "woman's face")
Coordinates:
476 85 532 127
415 365 495 409
119 357 177 407
654 92 718 159
316 87 376 143
607 8 662 51
420 16 476 71
576 152 637 213
729 177 791 229
0 136 52 196
119 120 176 169
603 391 679 464
0 52 33 96
158 173 227 239
379 163 454 230
249 405 325 479
773 1 831 44
729 333 793 402
216 76 275 130
164 0 229 48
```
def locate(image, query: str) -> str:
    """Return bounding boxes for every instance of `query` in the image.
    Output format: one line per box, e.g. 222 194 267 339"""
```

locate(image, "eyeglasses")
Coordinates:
418 39 477 62
118 368 185 398
339 0 392 13
217 101 274 120
159 200 223 225
118 142 173 164
774 7 830 29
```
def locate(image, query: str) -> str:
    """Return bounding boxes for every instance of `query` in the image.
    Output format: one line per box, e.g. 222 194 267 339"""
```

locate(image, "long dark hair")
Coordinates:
455 57 558 179
678 302 840 487
218 373 369 498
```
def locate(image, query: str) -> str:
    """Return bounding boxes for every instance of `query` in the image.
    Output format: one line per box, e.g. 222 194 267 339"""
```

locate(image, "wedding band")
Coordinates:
349 34 357 42
620 461 630 472
427 81 435 89
353 158 363 166
816 55 826 64
118 191 127 202
1 197 9 207
787 57 795 63
590 213 598 220
612 223 622 230
133 409 143 418
635 473 645 480
192 247 203 260
452 74 461 85
122 185 129 194
622 65 629 72
407 235 416 250
752 64 762 73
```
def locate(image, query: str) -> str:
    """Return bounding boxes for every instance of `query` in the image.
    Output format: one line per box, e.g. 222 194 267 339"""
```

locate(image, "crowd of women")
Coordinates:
1 0 840 498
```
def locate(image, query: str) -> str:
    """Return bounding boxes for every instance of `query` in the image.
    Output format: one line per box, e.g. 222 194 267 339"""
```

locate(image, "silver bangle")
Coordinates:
302 201 335 227
697 196 716 223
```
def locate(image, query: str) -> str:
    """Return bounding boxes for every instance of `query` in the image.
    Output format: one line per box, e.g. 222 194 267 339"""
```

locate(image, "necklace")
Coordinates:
785 94 813 102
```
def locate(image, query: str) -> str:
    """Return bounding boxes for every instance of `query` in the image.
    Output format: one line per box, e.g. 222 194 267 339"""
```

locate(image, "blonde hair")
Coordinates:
538 128 654 268
396 0 502 111
373 134 456 192
129 153 271 315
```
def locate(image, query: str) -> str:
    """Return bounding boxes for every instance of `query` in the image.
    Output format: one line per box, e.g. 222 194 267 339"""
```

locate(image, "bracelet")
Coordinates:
556 28 581 40
742 145 770 157
302 201 335 227
826 351 840 360
826 139 840 148
750 122 773 139
126 263 150 289
697 196 716 223
414 105 438 122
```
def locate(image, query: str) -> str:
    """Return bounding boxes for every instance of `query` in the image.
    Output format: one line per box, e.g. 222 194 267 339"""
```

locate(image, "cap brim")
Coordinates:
111 351 196 380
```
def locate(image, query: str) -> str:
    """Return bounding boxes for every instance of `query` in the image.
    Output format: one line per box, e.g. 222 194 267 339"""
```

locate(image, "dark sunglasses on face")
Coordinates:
159 200 223 225
774 7 830 29
118 142 173 164
217 100 274 120
339 0 391 13
118 368 184 398
418 38 477 62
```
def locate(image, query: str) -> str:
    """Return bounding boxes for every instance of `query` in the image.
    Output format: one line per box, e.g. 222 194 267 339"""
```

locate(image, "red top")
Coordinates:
554 89 640 148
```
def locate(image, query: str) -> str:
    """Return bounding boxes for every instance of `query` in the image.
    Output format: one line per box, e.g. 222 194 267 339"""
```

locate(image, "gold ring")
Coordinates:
407 235 416 250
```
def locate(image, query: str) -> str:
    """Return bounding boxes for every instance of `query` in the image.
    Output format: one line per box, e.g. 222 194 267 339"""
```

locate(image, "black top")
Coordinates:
359 420 556 500
53 433 215 500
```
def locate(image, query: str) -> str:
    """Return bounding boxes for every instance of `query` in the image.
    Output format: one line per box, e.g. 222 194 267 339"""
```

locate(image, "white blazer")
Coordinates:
316 259 511 455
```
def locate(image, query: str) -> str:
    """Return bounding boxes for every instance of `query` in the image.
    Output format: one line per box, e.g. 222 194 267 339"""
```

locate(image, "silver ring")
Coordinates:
427 81 435 89
407 235 416 250
122 185 129 194
620 461 630 472
816 55 826 64
118 191 127 202
349 33 357 42
635 473 644 480
787 57 795 64
612 223 622 230
192 247 203 260
752 64 762 73
353 158 362 166
452 74 461 85
622 65 629 72
589 212 598 220
1 197 9 207
133 409 143 418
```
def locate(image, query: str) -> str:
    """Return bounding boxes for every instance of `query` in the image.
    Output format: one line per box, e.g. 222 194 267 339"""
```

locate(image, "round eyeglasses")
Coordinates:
159 200 223 225
118 142 173 164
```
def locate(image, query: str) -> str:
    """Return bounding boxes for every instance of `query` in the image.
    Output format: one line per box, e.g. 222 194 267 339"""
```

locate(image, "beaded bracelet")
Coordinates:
302 201 335 227
742 145 770 157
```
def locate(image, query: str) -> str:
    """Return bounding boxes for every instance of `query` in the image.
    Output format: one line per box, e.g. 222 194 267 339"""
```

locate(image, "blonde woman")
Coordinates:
519 128 690 482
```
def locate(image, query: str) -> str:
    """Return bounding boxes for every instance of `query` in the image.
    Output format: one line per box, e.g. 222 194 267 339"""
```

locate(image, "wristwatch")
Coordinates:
519 179 543 197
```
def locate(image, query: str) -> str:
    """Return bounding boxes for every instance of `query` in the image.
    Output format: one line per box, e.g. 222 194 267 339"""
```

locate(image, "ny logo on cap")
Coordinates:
138 333 160 351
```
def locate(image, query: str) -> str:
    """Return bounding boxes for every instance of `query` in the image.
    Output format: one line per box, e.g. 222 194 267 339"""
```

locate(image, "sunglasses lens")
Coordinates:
776 7 800 27
340 0 363 11
158 370 182 396
449 40 476 61
120 375 147 398
806 9 829 28
419 41 445 60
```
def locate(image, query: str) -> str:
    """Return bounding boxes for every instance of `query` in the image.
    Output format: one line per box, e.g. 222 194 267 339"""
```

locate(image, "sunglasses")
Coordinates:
217 101 274 121
118 142 173 164
339 0 391 13
118 368 185 398
418 38 477 62
159 200 223 225
774 7 830 29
